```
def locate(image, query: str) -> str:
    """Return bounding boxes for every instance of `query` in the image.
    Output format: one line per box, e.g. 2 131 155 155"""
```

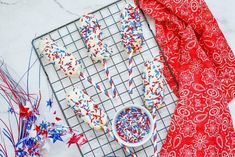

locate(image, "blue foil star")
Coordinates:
40 121 48 129
7 107 15 114
49 131 63 143
46 98 53 109
16 149 27 157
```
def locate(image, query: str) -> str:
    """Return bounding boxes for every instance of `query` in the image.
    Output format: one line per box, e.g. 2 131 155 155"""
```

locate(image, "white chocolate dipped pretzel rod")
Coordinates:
67 88 136 157
67 88 107 130
121 3 144 94
143 57 164 157
79 14 117 98
39 38 112 99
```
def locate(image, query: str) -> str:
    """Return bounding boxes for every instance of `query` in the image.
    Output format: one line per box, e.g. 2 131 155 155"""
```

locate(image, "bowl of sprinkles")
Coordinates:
112 104 153 147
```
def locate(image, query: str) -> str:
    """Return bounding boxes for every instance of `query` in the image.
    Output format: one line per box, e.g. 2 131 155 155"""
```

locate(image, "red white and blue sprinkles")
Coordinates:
120 3 144 53
67 88 107 130
79 14 110 63
115 107 150 143
143 57 164 110
39 37 83 77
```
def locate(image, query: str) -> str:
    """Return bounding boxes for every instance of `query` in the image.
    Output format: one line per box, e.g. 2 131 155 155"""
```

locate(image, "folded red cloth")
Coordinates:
138 0 235 156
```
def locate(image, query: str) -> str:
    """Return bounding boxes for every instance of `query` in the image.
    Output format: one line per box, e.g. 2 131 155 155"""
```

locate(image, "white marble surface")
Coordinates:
0 0 235 156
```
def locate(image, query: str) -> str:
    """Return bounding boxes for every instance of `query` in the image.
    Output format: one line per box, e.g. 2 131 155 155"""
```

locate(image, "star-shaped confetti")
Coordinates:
19 104 32 118
67 133 87 147
39 121 48 129
7 107 15 114
46 98 53 109
34 125 41 132
49 131 63 143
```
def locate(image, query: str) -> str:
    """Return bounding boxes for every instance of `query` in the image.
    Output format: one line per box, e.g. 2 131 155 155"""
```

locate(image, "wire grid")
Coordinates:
32 0 178 156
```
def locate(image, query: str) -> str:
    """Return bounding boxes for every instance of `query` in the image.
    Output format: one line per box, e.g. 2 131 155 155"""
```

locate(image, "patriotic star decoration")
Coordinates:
7 107 15 114
40 121 48 129
19 104 32 118
34 125 41 132
0 63 88 157
16 149 27 157
46 98 53 109
48 130 63 143
67 133 87 147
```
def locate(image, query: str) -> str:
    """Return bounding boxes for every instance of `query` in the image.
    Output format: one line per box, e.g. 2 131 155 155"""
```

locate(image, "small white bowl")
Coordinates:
112 104 154 147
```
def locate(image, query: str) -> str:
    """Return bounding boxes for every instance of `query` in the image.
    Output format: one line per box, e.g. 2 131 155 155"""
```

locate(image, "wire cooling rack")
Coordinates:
32 0 177 156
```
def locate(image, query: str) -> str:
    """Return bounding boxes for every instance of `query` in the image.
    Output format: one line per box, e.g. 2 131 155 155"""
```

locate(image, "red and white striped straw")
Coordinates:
103 60 117 98
80 72 112 99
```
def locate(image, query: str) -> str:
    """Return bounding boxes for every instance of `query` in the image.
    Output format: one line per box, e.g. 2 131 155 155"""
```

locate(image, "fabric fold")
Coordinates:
139 0 235 104
138 0 235 156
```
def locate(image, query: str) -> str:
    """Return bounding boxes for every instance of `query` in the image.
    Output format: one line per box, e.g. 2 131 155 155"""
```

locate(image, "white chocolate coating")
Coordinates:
79 14 110 63
120 3 144 54
143 57 164 110
39 38 82 77
67 88 107 130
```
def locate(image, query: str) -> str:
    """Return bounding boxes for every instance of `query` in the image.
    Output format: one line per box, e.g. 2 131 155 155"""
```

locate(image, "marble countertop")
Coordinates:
0 0 235 156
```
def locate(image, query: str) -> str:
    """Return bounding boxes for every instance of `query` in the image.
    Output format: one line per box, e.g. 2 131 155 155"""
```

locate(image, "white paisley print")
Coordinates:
180 144 197 157
189 94 208 112
179 70 194 86
205 119 220 137
189 59 203 73
201 68 218 85
193 133 208 150
218 67 235 86
138 0 235 156
180 120 196 137
204 145 219 157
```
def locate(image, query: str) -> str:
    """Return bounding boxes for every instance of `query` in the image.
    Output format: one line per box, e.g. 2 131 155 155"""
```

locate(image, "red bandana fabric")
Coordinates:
138 0 235 156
